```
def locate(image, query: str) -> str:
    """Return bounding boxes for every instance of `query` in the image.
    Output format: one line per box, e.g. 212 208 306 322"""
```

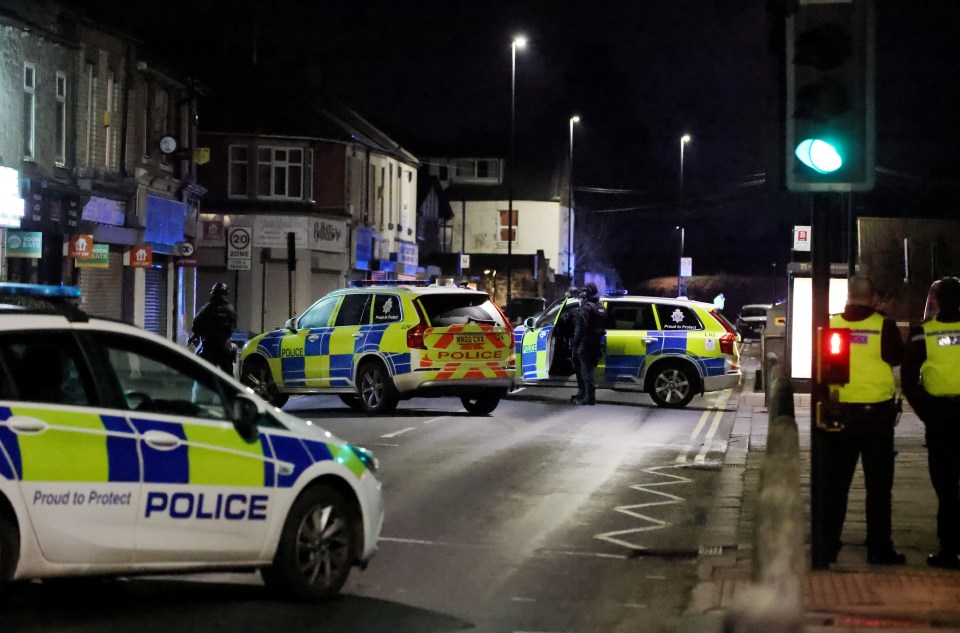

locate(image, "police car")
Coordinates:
515 293 741 407
0 284 383 601
239 283 515 415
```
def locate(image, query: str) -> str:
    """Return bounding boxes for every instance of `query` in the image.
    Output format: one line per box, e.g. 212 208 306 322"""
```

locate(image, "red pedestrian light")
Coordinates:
818 327 851 384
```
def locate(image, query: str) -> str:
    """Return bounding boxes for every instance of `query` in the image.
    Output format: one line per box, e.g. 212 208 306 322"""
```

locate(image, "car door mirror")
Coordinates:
284 317 297 333
231 393 261 443
523 316 536 329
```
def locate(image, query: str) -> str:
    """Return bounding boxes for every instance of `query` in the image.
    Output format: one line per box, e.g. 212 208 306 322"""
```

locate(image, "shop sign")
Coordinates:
398 241 418 266
144 195 186 246
460 253 470 270
254 215 308 248
175 241 197 268
0 166 25 228
309 218 347 253
5 231 42 258
126 246 153 268
200 219 225 246
68 234 94 259
76 244 110 269
82 196 126 226
355 227 373 270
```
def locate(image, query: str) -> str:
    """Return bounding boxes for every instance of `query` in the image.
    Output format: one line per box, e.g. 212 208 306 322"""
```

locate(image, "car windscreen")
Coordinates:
418 293 507 327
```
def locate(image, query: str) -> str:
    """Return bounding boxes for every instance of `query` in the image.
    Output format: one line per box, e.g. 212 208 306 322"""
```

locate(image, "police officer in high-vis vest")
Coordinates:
824 274 906 565
904 277 960 569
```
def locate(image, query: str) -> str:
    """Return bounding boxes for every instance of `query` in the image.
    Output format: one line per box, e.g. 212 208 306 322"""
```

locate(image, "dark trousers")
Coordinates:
823 401 897 554
925 400 960 553
579 348 601 403
572 348 584 397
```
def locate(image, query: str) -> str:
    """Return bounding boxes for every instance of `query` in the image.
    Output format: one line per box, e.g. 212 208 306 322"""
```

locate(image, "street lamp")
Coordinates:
676 225 685 297
506 35 526 305
679 134 691 199
567 115 580 281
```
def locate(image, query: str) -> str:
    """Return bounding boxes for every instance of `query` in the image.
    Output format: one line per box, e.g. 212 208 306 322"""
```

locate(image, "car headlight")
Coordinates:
348 445 379 476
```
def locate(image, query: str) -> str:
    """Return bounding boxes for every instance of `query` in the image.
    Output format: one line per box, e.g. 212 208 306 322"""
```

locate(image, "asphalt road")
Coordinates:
3 383 741 633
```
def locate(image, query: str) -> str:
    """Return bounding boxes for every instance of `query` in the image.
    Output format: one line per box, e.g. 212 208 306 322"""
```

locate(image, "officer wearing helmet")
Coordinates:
190 282 238 373
572 282 607 405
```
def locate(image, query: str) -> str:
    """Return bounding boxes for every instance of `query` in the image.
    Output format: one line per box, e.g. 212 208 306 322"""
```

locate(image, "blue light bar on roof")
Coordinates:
0 283 82 298
606 289 629 296
348 280 430 288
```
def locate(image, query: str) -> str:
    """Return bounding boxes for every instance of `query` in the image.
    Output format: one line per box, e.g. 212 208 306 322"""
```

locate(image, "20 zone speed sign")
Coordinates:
228 227 252 259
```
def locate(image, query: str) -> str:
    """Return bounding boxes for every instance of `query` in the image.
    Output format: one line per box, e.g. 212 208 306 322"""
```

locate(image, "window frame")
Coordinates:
606 301 658 331
227 144 250 198
333 293 373 327
498 209 519 244
297 295 339 329
55 71 67 166
256 146 304 200
0 330 100 407
23 61 36 160
371 294 403 324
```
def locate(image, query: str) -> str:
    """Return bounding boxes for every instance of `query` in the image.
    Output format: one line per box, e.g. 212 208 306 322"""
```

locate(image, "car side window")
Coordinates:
299 296 338 329
92 333 229 420
535 300 565 328
334 294 372 326
607 302 657 330
0 332 94 406
654 304 703 331
372 294 402 323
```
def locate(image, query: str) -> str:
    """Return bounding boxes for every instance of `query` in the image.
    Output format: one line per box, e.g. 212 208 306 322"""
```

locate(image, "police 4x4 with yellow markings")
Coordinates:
240 284 515 415
0 283 383 601
515 293 740 407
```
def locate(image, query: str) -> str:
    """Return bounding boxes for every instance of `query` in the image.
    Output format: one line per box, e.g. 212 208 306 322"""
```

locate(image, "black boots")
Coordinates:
927 550 960 569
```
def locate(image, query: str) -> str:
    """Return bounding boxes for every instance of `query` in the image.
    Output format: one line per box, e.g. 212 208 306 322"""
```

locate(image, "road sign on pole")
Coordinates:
680 257 693 277
227 227 252 267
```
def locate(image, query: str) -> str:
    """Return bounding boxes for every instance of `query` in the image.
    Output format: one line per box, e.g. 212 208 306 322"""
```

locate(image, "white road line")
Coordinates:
546 549 629 560
379 536 436 545
370 443 400 448
511 597 537 603
676 408 712 463
512 387 526 394
422 416 447 425
694 395 729 464
694 409 724 464
594 464 692 549
381 427 416 438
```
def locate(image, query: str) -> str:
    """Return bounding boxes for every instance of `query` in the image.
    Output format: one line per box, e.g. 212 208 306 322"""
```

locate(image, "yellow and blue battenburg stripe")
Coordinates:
259 323 412 387
0 407 367 486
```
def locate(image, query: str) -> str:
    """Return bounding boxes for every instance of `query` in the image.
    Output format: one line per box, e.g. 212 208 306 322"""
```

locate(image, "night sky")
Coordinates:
73 0 960 285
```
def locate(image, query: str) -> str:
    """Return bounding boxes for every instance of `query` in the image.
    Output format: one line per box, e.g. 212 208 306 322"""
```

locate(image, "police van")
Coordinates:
515 293 741 407
0 284 382 600
240 283 515 415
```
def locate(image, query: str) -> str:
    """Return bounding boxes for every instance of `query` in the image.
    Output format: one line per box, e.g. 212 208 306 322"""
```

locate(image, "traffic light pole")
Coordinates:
810 192 835 570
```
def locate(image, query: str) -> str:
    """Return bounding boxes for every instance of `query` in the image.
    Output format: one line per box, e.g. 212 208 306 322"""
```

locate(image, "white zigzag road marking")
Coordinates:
594 464 692 550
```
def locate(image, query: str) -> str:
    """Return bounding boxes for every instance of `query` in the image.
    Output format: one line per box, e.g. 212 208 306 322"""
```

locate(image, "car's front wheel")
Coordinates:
338 394 364 411
241 358 289 408
262 486 356 602
648 361 698 408
460 389 504 415
356 361 398 414
0 512 19 588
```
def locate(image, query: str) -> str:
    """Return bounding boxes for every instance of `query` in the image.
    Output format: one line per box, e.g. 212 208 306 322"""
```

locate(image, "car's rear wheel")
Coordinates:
356 361 398 414
241 357 289 408
460 389 504 415
262 486 356 602
338 394 364 411
648 361 697 408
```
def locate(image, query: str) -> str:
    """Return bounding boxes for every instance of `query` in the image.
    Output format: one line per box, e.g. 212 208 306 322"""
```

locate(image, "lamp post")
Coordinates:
677 134 691 297
567 115 580 281
676 225 685 297
506 35 526 305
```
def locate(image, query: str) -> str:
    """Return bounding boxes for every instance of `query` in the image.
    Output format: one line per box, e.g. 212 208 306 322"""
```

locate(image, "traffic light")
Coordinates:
786 0 875 192
818 326 851 384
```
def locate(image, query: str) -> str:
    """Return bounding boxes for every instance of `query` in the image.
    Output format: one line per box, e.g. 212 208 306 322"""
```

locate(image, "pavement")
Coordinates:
683 353 960 632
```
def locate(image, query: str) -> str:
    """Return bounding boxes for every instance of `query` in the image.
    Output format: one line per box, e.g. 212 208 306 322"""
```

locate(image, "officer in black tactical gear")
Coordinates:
190 282 238 374
572 282 607 405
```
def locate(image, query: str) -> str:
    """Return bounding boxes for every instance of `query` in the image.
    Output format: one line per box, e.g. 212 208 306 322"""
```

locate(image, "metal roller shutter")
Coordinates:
144 266 168 336
310 271 340 302
262 262 292 332
78 251 123 320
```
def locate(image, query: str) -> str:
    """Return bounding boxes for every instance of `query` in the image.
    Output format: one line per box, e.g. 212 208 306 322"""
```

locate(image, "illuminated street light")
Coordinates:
567 115 580 280
506 35 526 304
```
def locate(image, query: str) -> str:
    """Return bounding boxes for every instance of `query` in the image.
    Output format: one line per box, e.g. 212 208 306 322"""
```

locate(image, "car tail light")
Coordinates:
491 302 515 349
407 301 428 350
712 309 737 355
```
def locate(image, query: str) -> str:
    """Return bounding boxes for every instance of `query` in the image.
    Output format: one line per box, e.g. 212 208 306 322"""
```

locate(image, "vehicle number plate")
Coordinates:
456 334 486 346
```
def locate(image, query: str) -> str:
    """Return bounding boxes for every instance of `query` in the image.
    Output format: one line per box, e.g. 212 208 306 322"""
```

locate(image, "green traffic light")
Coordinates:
795 138 843 174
